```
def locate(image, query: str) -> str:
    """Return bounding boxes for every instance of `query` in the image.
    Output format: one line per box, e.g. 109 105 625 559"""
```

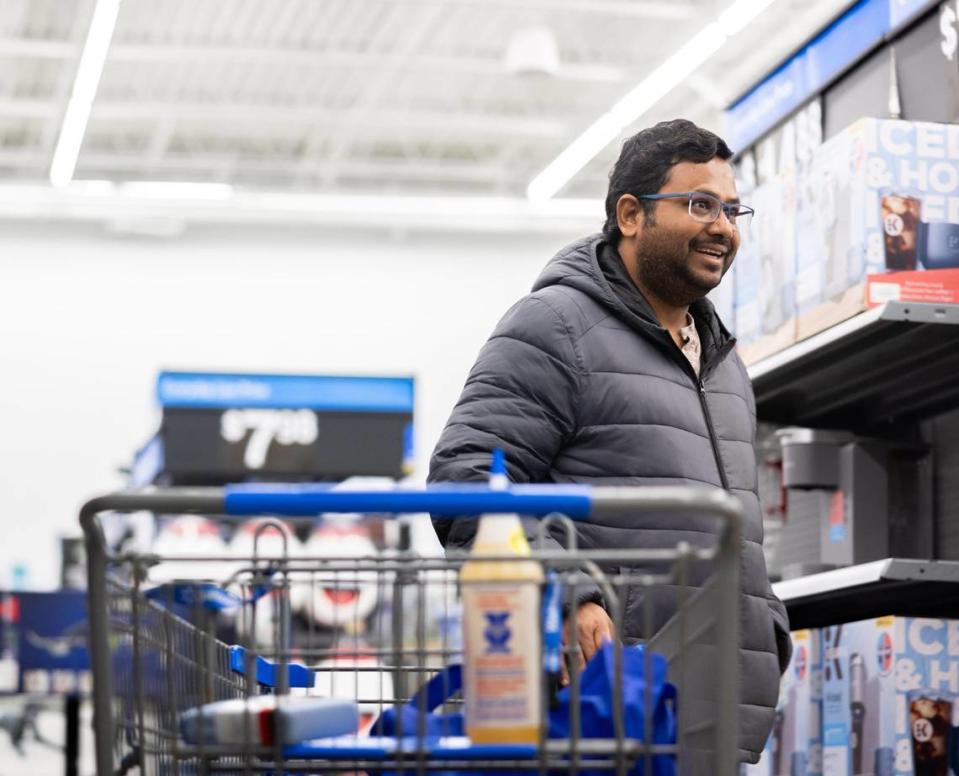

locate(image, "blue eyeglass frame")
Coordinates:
638 192 755 223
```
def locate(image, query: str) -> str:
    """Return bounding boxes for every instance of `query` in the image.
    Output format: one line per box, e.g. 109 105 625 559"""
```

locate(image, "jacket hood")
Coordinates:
532 233 646 321
532 233 735 362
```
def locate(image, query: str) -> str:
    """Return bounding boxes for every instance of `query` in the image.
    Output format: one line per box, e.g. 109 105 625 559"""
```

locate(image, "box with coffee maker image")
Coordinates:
822 616 959 776
797 118 959 340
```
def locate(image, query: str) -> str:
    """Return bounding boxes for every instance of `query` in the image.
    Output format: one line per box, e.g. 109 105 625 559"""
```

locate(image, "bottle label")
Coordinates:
462 583 541 728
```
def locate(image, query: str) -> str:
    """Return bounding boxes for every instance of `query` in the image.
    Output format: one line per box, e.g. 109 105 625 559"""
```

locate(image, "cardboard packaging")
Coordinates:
736 173 799 363
796 119 959 340
772 629 823 776
707 261 736 334
758 171 799 348
822 616 959 776
735 199 763 351
743 738 774 776
744 629 823 776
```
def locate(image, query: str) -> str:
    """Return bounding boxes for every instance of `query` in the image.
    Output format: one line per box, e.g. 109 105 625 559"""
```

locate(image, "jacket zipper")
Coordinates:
661 329 734 491
698 380 730 490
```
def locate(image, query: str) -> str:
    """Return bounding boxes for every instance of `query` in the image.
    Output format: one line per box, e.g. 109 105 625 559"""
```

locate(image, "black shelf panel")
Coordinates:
748 302 959 433
773 558 959 630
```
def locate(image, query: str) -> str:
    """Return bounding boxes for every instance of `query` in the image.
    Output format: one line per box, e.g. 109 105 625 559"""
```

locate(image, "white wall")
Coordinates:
0 220 583 589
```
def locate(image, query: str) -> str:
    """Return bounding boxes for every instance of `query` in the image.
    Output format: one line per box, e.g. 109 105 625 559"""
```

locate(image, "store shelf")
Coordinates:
772 558 959 629
748 302 959 432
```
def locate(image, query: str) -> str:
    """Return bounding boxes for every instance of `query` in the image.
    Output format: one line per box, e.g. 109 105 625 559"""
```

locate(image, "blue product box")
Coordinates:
773 628 823 776
797 119 959 339
822 616 959 776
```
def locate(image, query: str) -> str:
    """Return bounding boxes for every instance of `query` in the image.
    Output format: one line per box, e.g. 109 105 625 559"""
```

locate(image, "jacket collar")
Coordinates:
533 234 736 374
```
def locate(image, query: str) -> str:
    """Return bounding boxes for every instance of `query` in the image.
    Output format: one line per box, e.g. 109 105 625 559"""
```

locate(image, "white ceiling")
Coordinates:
0 0 853 228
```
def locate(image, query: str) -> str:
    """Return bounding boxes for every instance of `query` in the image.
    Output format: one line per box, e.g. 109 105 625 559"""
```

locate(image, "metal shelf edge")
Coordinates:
772 558 892 601
747 304 886 381
747 302 959 383
773 558 959 603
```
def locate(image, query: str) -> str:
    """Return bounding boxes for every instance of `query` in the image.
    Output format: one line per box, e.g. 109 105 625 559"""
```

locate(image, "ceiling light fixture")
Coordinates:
505 26 561 77
526 0 778 201
49 0 121 188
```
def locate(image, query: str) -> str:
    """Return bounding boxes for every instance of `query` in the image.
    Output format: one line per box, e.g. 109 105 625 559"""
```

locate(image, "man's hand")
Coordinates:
560 601 615 685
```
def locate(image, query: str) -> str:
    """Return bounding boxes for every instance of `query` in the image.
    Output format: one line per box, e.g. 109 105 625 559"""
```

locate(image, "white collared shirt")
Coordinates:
679 313 701 377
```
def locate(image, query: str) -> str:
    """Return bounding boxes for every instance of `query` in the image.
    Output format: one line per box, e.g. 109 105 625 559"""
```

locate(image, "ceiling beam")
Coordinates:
0 99 59 119
73 152 520 182
0 149 48 165
397 0 696 20
319 4 446 186
86 102 567 139
106 43 627 84
0 183 604 235
0 37 76 58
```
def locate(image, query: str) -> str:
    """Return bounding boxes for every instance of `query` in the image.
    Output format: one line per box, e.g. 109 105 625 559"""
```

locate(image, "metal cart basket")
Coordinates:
80 484 743 776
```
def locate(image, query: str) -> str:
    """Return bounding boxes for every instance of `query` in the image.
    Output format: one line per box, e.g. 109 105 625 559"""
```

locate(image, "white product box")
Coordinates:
822 616 959 776
735 173 798 364
735 193 762 348
744 738 774 776
757 170 799 341
796 119 959 339
707 261 736 333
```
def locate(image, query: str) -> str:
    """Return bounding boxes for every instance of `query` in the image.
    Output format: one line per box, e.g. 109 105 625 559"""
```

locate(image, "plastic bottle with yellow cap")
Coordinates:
460 450 544 744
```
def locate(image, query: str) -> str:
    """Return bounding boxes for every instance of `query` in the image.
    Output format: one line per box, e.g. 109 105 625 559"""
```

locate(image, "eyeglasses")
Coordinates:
638 191 754 226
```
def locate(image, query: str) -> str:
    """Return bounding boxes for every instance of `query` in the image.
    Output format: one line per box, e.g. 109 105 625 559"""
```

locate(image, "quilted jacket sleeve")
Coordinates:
428 294 585 550
738 354 794 675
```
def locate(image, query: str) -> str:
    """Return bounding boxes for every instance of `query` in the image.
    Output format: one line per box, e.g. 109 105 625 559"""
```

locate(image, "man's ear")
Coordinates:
616 194 643 237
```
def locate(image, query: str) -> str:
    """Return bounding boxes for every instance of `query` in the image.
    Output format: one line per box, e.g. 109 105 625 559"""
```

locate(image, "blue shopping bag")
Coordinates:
370 664 464 738
549 641 677 776
371 642 676 776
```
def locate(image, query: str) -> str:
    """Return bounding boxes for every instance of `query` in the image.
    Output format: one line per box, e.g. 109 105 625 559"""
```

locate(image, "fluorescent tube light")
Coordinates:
527 0 778 201
49 0 121 188
718 0 778 36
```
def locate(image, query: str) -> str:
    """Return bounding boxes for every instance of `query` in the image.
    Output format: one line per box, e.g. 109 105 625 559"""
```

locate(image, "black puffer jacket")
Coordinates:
429 234 791 762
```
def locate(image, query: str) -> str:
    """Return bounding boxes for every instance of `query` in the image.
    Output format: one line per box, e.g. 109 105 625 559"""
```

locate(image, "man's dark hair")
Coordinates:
602 119 734 244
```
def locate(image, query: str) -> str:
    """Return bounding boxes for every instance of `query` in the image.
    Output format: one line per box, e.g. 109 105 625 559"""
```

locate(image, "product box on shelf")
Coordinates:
758 171 799 342
743 735 774 776
796 118 959 340
822 616 959 776
735 198 762 351
707 260 736 334
735 171 799 365
772 628 823 776
746 629 823 776
736 177 799 362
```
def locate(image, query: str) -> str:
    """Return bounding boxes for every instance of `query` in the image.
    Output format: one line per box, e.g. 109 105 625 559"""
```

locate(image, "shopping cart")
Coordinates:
80 484 743 776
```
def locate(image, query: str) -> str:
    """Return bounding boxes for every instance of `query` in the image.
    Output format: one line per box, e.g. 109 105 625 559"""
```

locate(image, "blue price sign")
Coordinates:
17 591 90 695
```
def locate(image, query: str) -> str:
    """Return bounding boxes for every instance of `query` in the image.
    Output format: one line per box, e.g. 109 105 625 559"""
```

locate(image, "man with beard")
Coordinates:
429 119 790 764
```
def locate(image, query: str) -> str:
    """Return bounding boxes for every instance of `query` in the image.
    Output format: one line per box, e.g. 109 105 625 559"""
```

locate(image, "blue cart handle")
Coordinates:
228 646 313 688
223 483 593 519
